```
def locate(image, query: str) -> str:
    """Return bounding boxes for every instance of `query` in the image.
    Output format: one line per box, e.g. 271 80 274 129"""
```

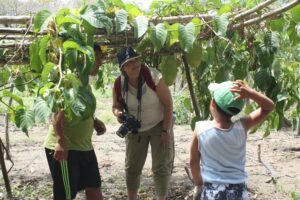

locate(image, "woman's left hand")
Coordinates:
160 131 171 150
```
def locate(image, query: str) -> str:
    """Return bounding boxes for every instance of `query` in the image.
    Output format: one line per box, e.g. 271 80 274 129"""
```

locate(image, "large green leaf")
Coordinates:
126 4 143 17
33 97 51 123
218 5 232 15
191 18 201 37
65 49 78 71
213 14 229 36
63 42 94 64
166 23 179 47
0 68 10 86
186 42 202 68
82 19 96 35
34 10 53 32
1 90 23 105
134 16 149 38
81 5 113 33
290 5 300 22
15 109 35 134
70 97 86 117
178 22 195 53
83 46 95 73
14 75 25 92
76 87 96 119
42 62 56 82
95 0 107 12
66 27 86 46
149 23 168 52
254 69 272 91
287 22 300 46
159 55 179 86
115 9 128 33
39 35 50 65
29 41 42 73
56 14 81 27
65 73 82 89
81 5 105 28
268 19 285 32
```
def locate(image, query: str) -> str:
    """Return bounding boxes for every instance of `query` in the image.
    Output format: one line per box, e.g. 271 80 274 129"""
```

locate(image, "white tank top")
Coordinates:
196 120 248 184
124 68 164 132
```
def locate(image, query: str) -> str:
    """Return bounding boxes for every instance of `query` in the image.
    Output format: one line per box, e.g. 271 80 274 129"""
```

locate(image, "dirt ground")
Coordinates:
1 121 300 200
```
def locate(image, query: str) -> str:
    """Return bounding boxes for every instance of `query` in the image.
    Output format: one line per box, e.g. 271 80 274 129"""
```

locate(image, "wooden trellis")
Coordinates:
0 0 299 66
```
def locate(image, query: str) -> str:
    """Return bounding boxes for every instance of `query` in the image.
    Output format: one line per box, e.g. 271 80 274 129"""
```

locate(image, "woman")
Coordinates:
44 44 105 200
112 47 174 200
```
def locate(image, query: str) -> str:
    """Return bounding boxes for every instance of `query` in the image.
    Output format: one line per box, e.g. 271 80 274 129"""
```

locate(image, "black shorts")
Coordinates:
201 182 248 200
45 148 101 200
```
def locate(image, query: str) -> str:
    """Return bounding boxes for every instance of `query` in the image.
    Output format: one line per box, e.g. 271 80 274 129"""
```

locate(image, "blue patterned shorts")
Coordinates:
201 182 249 200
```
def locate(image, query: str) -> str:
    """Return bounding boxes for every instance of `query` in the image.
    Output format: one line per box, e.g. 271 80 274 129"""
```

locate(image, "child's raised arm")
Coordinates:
231 80 275 131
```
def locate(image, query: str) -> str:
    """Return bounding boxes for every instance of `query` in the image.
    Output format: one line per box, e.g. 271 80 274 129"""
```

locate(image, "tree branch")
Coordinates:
233 0 277 21
182 54 200 118
0 77 39 91
232 0 300 29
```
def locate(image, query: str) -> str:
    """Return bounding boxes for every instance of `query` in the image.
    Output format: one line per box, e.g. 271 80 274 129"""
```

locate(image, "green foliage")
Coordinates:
149 23 168 51
290 5 300 22
115 9 128 33
213 14 229 36
178 22 196 52
291 191 300 200
33 97 51 123
159 55 179 86
134 16 149 38
15 108 35 134
173 91 192 125
186 42 202 68
33 10 53 32
1 0 300 135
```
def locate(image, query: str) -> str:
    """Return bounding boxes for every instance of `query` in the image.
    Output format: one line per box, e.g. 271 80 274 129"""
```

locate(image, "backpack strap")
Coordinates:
114 65 157 104
114 76 122 104
141 65 156 92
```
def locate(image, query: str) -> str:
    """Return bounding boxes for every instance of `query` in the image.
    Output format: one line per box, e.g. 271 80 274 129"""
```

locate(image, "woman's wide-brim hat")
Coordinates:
116 47 141 69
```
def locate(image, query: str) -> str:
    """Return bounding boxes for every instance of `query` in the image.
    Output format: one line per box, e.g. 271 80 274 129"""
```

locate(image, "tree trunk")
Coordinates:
182 54 200 118
0 138 12 198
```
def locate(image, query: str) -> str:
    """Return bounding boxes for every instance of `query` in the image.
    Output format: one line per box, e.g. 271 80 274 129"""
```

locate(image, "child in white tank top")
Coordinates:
190 80 274 200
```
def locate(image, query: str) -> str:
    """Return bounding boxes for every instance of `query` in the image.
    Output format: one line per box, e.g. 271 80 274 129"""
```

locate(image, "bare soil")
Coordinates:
1 122 300 200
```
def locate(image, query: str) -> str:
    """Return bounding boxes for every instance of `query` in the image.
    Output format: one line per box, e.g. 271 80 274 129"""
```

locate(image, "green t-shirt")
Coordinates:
44 117 94 151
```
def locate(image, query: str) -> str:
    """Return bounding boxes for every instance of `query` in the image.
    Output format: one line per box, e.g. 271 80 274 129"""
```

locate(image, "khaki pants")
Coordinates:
125 121 174 196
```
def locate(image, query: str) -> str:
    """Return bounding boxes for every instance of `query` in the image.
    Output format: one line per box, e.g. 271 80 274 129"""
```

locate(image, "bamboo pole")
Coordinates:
233 0 277 21
232 0 300 29
0 15 32 25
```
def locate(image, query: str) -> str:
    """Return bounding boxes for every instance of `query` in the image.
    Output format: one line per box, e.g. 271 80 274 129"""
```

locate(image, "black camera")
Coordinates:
116 113 141 138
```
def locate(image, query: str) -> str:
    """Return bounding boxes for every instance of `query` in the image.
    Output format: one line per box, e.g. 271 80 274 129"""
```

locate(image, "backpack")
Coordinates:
114 65 156 104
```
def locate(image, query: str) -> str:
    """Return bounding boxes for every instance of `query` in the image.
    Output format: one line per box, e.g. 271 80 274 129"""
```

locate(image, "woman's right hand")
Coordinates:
54 139 68 161
116 111 124 123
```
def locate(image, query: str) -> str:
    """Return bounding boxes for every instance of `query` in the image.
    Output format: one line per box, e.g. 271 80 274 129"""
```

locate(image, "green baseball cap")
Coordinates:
208 81 245 116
